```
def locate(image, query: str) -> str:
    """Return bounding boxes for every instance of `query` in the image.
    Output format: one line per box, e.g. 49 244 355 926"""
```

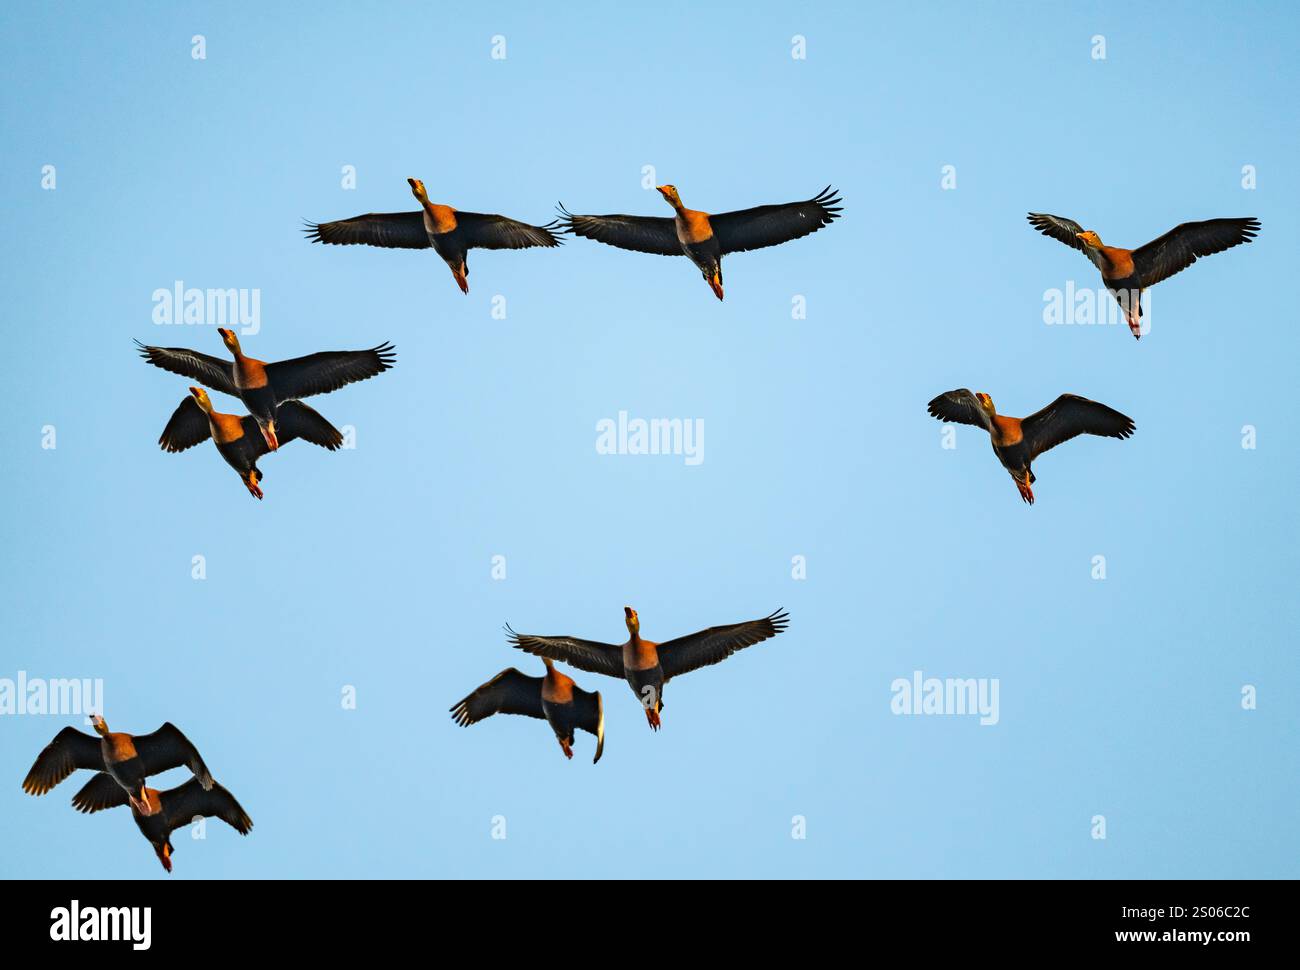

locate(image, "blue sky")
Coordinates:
1 0 1297 878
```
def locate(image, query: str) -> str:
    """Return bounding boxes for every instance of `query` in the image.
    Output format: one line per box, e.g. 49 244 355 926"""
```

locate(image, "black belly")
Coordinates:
431 230 466 267
625 665 665 711
239 384 277 423
542 699 577 742
215 436 261 476
993 441 1031 476
108 756 146 793
132 808 169 846
682 237 721 278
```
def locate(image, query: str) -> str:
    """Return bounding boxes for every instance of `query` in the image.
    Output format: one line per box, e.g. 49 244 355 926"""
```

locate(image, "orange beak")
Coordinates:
708 273 723 301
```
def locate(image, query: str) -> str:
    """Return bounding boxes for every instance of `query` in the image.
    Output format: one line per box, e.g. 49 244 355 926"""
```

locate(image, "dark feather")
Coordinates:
71 772 130 813
1026 213 1106 271
457 212 563 250
159 779 252 836
711 187 842 255
303 212 429 249
264 343 396 402
449 668 545 726
926 389 991 430
272 400 344 451
133 723 213 788
504 624 626 678
1020 394 1135 460
21 727 102 796
136 341 238 397
555 205 682 256
158 396 213 453
1132 218 1260 288
658 610 790 680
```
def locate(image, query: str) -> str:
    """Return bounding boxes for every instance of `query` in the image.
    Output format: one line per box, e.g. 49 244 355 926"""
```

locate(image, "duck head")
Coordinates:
189 386 215 414
624 606 640 636
217 327 242 355
1075 230 1104 249
975 392 997 417
90 713 109 736
656 184 683 209
408 178 430 204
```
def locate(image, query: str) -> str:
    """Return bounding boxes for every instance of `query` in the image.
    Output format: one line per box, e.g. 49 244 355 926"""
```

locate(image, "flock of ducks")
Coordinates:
453 607 790 762
46 179 1257 870
22 716 249 872
132 177 1262 505
137 328 395 498
306 178 843 300
21 609 790 869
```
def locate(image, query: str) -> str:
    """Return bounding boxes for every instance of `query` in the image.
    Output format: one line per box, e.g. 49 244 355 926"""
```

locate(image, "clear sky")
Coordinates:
1 1 1296 879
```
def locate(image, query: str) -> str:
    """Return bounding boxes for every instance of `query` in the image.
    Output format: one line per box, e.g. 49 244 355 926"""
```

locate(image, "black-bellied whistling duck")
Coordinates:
71 774 252 873
305 178 563 294
558 185 841 300
1027 213 1261 339
927 390 1135 505
137 330 394 451
22 715 212 816
507 607 789 730
159 387 342 499
450 661 605 763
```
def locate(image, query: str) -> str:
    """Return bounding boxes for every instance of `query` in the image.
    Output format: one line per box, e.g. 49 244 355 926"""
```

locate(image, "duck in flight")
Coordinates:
451 661 605 764
137 329 394 452
305 179 563 294
507 607 789 730
71 774 252 873
558 185 842 300
22 715 212 816
1027 213 1260 339
157 387 342 499
927 390 1135 505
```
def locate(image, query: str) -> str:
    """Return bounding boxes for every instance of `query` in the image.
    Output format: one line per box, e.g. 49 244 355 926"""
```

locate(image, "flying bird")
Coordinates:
158 387 343 499
1027 213 1260 339
558 185 842 300
22 715 212 816
450 661 605 763
137 329 394 451
507 607 789 730
927 390 1135 504
305 178 563 294
71 774 252 873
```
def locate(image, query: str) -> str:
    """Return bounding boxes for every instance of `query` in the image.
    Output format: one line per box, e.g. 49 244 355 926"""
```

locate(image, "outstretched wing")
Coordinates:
158 396 213 453
71 771 130 813
136 341 239 397
159 779 253 837
22 727 103 796
572 686 605 764
1132 218 1261 288
926 389 991 430
658 609 790 681
505 625 625 678
456 212 564 250
710 187 842 255
1026 213 1105 271
272 401 344 450
449 668 545 727
1020 394 1135 460
264 343 396 402
303 212 429 249
555 205 682 256
133 723 213 788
